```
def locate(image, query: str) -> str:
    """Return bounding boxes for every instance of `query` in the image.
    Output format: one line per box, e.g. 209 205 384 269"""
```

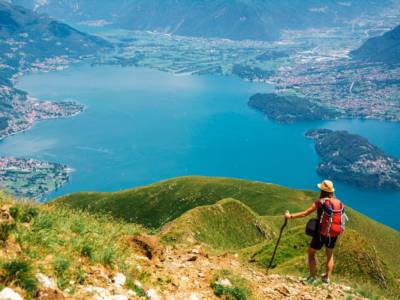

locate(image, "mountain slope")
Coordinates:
11 0 392 41
0 0 110 140
161 198 273 249
54 176 400 283
4 176 400 298
351 25 400 64
0 193 373 299
0 1 110 59
54 176 316 228
248 227 398 297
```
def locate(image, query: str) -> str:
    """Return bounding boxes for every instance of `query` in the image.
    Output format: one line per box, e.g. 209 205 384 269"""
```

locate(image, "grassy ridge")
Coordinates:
54 176 315 228
55 176 399 275
54 176 400 298
162 198 273 249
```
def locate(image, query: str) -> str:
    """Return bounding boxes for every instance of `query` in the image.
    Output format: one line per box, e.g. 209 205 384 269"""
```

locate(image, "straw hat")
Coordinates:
317 180 335 193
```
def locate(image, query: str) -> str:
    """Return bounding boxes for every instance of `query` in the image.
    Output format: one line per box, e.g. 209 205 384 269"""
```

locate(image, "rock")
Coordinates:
126 234 163 260
216 278 232 287
36 273 57 289
0 206 13 222
302 293 314 300
82 286 109 298
198 272 205 278
0 288 23 300
190 293 200 300
113 273 126 287
146 289 161 300
107 296 128 300
134 280 142 289
37 289 66 300
191 249 200 254
187 255 198 262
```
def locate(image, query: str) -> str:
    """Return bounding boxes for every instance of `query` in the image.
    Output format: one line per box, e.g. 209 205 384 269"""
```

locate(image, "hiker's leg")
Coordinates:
325 248 334 279
308 247 317 277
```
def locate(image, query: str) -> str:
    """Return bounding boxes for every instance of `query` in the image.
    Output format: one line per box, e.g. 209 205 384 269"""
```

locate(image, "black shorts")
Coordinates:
310 235 337 250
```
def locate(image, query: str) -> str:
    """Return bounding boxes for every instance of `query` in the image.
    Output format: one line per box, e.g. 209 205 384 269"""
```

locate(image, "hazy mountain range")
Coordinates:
352 24 400 64
9 0 392 40
0 1 109 61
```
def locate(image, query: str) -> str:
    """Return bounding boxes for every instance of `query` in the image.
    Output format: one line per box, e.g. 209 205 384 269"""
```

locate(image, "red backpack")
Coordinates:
319 198 347 237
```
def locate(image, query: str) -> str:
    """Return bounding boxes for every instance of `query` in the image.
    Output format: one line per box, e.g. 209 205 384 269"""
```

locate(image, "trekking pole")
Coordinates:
266 217 288 274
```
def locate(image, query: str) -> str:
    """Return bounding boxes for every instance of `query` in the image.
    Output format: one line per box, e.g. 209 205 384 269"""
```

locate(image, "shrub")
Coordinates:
0 223 16 242
80 244 93 259
19 207 39 223
211 283 247 300
211 270 251 300
53 257 71 290
1 260 38 296
32 213 54 231
74 267 85 285
53 257 70 275
9 206 20 220
100 248 115 267
70 220 85 234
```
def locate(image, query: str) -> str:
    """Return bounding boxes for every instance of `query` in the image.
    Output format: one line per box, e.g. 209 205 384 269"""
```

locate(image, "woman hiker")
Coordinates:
284 180 347 284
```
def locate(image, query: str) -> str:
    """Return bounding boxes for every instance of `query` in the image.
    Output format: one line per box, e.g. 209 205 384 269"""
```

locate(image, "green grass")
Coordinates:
211 269 252 300
162 198 272 249
0 193 144 297
247 226 399 299
54 176 316 229
0 259 38 297
54 177 399 276
11 176 400 298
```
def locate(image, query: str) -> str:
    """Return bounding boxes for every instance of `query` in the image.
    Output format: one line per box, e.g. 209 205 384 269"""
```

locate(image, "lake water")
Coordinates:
2 64 399 229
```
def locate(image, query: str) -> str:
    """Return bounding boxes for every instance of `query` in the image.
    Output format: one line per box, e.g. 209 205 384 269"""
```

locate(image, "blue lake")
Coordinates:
2 64 399 229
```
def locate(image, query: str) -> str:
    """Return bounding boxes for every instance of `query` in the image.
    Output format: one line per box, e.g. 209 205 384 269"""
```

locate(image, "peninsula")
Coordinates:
248 93 339 123
306 129 400 190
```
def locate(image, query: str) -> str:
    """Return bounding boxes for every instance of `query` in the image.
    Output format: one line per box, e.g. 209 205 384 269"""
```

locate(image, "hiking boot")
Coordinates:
321 275 331 284
306 276 316 284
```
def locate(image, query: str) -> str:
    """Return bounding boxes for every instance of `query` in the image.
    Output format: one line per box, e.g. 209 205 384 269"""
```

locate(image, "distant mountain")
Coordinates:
351 25 400 64
10 0 392 41
0 1 110 145
0 1 110 60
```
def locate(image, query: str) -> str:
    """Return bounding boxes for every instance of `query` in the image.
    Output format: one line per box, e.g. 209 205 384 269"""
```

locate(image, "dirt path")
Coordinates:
138 245 365 300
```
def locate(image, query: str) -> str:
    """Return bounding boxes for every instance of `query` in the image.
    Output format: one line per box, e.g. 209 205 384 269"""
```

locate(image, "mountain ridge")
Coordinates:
351 24 400 64
10 0 393 41
1 176 399 298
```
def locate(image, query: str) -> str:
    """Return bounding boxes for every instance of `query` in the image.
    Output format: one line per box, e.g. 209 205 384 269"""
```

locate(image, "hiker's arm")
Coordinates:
285 203 317 219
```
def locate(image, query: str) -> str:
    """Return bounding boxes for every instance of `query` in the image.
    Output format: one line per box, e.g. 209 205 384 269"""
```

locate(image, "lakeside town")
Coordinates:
1 0 400 199
307 129 400 190
97 0 400 122
0 19 97 198
0 156 71 199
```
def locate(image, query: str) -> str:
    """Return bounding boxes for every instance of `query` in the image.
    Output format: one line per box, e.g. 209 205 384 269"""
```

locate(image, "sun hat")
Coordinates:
317 180 335 193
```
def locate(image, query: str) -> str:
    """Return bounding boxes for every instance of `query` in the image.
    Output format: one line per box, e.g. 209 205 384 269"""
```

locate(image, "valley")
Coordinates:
97 0 400 121
0 1 399 299
0 1 399 219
